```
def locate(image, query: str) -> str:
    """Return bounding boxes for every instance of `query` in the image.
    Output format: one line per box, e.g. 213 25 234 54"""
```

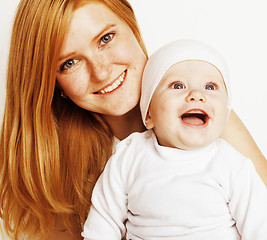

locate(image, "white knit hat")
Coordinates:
140 39 231 125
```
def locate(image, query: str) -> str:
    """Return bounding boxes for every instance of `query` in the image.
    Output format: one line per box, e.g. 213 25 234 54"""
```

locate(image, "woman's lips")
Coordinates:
180 109 210 127
94 70 127 94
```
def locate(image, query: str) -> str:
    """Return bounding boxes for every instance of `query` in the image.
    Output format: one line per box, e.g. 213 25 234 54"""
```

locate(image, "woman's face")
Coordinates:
56 2 147 116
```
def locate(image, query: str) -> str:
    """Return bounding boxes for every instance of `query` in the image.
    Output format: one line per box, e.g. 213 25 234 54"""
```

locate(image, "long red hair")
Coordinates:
0 0 147 239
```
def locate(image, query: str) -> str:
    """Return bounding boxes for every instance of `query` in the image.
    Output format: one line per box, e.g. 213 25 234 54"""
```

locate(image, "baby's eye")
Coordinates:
99 33 114 47
171 82 185 89
60 59 78 72
204 83 217 90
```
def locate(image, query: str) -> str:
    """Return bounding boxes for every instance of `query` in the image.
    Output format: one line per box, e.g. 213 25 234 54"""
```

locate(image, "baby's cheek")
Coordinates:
160 105 168 112
160 100 175 114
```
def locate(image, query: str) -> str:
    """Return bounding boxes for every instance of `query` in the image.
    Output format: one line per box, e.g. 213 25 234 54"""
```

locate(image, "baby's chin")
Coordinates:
173 133 220 151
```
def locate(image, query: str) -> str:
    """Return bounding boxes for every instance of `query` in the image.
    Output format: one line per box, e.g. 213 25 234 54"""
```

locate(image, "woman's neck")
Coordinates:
102 104 146 140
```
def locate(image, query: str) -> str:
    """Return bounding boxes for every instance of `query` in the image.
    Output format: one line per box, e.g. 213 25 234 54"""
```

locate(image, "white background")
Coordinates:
1 0 266 158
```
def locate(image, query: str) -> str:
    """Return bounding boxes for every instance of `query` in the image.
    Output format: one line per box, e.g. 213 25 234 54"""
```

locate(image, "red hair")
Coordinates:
0 0 147 238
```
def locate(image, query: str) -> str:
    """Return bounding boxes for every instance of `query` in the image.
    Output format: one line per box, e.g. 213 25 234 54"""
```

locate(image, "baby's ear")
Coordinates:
145 110 155 129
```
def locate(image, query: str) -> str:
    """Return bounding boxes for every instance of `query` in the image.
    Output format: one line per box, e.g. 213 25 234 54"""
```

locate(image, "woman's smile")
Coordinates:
94 70 127 94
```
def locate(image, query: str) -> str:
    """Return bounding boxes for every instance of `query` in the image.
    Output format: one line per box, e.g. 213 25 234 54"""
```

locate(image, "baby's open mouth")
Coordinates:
180 110 209 126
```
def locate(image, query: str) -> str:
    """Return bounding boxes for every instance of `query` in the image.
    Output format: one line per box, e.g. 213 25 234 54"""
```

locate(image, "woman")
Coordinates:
0 0 266 239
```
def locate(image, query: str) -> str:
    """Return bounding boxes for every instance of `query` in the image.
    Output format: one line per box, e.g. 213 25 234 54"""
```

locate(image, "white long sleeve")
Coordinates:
82 130 267 240
83 148 128 240
228 160 267 238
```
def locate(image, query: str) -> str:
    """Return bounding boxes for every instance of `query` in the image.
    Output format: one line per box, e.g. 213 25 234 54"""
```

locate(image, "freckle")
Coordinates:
160 106 166 112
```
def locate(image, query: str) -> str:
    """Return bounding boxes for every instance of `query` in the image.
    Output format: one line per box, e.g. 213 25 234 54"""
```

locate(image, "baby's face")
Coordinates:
146 60 228 150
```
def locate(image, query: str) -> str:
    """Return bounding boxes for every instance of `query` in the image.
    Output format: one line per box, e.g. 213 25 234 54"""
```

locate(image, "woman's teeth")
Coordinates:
99 71 126 94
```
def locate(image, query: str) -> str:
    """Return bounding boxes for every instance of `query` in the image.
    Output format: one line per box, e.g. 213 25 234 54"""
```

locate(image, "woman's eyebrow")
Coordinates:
58 24 116 62
92 24 116 42
58 52 77 63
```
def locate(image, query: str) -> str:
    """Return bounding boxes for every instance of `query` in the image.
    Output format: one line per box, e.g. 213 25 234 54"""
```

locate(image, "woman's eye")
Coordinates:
60 59 78 72
171 82 185 89
99 33 114 47
204 83 217 90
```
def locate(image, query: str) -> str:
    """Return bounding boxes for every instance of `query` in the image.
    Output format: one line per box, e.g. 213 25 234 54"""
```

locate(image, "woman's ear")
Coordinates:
145 110 155 129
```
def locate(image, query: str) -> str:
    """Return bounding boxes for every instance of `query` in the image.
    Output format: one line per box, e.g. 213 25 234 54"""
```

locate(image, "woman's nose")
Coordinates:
185 90 206 103
90 54 112 82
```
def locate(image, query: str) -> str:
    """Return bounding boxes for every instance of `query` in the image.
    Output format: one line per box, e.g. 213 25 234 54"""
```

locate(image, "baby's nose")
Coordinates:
185 90 206 103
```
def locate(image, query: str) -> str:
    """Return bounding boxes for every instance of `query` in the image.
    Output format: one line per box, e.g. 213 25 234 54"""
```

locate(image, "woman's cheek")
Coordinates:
60 69 90 97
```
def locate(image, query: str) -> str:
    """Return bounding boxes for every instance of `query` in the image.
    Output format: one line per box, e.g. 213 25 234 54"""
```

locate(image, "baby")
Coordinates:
82 39 267 240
